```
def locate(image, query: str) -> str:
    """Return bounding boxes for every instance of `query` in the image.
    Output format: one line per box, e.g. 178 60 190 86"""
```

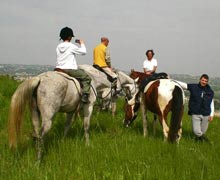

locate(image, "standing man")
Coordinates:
93 37 118 85
143 49 157 75
55 27 91 103
178 74 214 142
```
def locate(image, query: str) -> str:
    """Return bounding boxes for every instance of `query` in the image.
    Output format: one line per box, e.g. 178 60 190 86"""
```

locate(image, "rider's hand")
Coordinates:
145 71 151 75
79 40 84 44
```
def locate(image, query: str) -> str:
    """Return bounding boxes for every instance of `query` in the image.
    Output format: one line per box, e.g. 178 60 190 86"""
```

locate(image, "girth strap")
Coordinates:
54 68 67 74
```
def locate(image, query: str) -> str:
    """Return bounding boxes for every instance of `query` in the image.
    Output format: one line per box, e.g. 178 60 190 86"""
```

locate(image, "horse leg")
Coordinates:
153 114 157 136
111 96 117 118
31 97 40 140
31 97 42 160
36 109 54 160
64 112 75 137
161 115 169 141
83 104 94 145
64 103 81 136
176 122 182 143
111 102 116 117
140 101 148 137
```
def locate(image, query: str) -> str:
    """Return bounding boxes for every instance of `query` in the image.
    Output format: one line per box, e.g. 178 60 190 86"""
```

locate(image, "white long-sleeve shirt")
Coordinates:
175 80 215 116
56 41 86 70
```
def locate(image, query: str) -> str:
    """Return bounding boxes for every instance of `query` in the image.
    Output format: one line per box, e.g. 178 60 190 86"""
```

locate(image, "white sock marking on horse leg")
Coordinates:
140 100 148 137
162 120 169 139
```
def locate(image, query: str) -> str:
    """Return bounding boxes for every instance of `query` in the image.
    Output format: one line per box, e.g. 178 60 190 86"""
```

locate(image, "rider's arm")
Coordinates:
151 59 157 74
175 81 188 90
143 68 148 74
72 40 87 55
210 99 215 116
105 47 111 68
144 66 157 75
151 66 157 74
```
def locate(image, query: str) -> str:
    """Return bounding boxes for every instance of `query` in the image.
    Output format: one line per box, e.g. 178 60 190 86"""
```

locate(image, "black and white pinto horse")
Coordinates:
124 78 185 143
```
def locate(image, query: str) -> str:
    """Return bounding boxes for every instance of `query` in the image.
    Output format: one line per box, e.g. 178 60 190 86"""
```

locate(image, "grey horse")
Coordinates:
8 71 111 160
79 64 138 117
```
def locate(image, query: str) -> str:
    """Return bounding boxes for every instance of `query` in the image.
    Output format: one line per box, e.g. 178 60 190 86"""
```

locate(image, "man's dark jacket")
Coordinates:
188 83 214 116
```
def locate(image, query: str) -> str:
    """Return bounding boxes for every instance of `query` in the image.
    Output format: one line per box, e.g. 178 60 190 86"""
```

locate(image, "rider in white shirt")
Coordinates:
143 49 157 76
55 27 91 103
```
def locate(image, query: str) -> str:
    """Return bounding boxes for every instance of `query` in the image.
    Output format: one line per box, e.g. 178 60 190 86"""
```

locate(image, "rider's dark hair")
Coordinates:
146 49 155 57
59 27 74 40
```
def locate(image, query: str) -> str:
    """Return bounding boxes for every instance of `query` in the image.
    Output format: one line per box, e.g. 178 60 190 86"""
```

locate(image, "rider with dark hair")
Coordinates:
140 49 168 92
55 27 91 103
143 49 157 75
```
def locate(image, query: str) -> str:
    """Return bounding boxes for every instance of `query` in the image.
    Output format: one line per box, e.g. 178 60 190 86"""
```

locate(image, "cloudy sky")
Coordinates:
1 0 220 76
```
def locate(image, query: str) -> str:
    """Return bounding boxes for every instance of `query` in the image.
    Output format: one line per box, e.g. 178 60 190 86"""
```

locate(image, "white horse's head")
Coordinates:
116 70 139 99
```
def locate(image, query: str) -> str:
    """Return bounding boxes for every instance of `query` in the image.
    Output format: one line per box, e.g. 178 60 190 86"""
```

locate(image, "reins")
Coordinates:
116 71 138 99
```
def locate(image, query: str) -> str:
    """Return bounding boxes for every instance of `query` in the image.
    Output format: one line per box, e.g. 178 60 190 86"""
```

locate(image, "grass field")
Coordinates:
1 75 220 180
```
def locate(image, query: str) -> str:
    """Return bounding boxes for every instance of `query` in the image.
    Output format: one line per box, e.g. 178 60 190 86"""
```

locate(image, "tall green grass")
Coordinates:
1 75 220 180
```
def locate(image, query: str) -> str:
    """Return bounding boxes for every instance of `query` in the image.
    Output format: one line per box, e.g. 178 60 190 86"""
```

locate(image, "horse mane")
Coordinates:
116 70 135 84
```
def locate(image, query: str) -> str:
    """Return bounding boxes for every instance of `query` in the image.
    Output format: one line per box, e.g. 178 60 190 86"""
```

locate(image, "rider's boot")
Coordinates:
81 93 89 103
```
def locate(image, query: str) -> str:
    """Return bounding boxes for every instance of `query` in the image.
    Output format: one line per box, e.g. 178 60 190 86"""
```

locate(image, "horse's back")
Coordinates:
37 71 81 112
79 64 111 88
143 79 184 112
79 64 105 77
78 64 100 75
145 79 183 96
158 79 185 101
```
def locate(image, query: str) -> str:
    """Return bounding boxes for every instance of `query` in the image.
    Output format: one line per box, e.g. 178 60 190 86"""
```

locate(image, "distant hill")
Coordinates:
0 63 220 102
0 64 54 76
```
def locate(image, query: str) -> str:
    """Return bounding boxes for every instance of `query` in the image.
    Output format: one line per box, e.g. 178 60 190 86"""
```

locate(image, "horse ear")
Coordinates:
134 77 139 83
131 69 134 72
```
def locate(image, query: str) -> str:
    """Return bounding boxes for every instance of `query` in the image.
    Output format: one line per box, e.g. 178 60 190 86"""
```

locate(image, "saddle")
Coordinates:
54 68 83 88
139 72 168 92
93 65 119 96
54 68 66 74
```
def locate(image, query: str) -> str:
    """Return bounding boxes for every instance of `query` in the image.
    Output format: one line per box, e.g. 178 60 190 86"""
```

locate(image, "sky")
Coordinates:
1 0 220 77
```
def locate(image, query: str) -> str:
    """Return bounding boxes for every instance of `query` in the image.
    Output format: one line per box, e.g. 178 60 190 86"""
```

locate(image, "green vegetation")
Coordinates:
1 75 220 180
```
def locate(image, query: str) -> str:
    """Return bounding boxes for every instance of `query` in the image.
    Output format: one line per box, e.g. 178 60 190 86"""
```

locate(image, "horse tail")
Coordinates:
168 85 184 143
8 77 40 149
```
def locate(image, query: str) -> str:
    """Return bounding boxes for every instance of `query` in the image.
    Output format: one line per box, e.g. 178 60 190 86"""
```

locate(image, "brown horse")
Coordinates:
125 70 185 143
130 69 151 85
129 70 166 134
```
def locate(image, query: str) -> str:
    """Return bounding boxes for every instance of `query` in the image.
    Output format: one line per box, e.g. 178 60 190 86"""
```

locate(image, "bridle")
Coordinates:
116 71 138 100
